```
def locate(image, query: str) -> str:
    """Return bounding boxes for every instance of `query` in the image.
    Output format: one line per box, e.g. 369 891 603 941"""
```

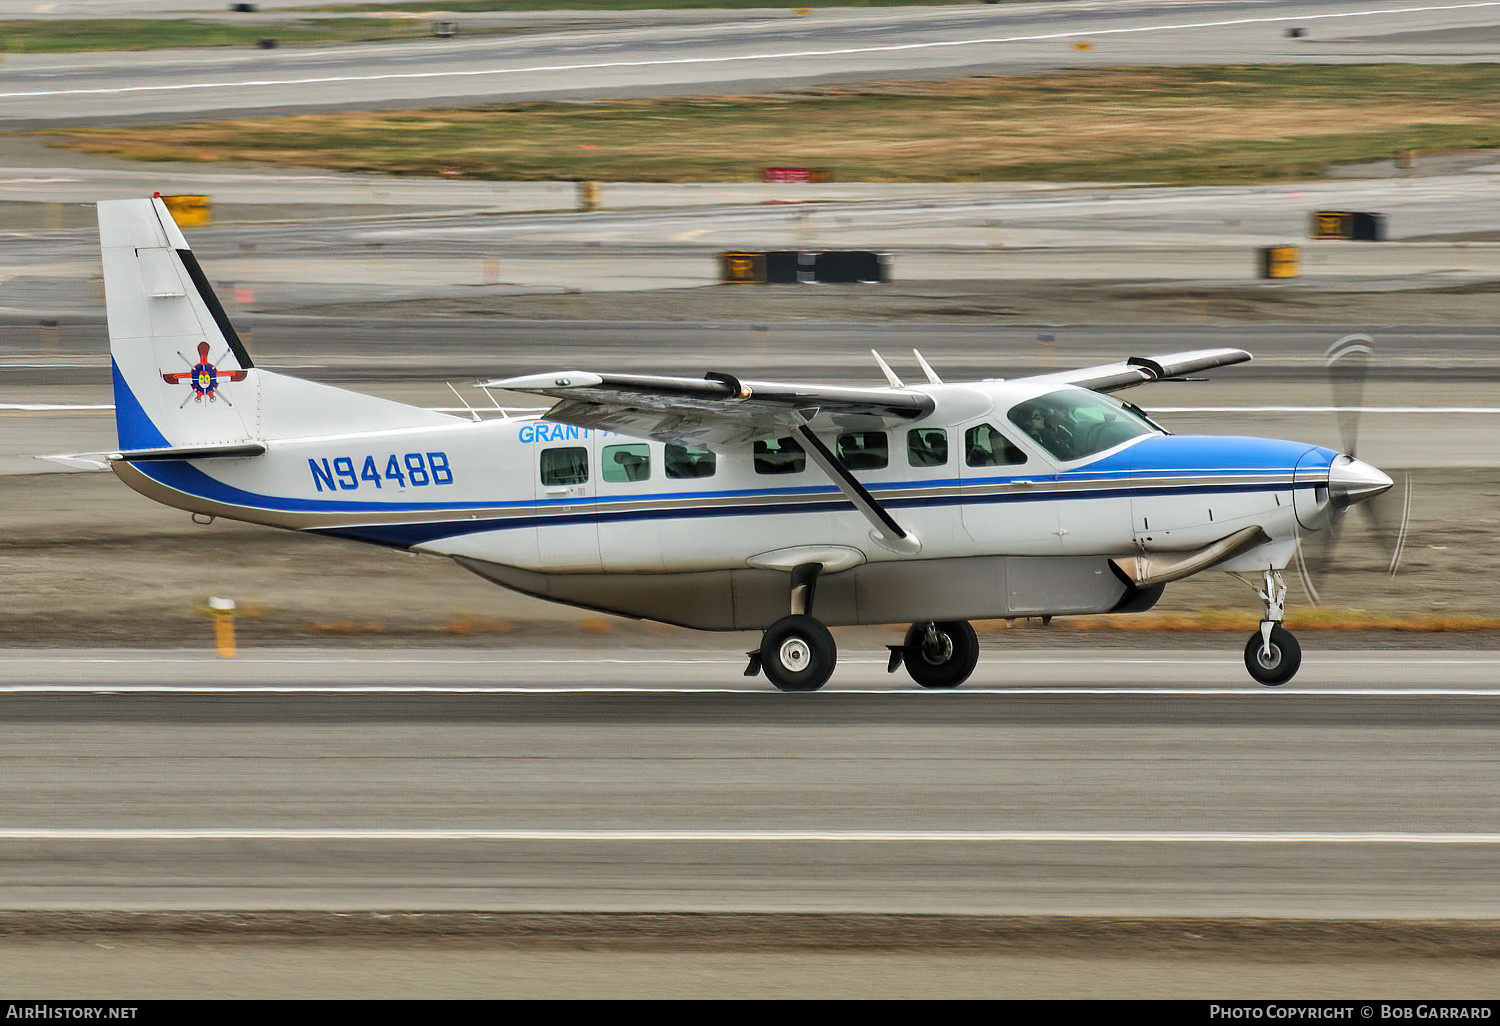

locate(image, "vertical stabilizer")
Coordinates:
100 197 257 451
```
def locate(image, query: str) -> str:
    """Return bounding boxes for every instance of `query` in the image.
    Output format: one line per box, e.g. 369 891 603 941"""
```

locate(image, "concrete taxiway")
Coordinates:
0 646 1496 919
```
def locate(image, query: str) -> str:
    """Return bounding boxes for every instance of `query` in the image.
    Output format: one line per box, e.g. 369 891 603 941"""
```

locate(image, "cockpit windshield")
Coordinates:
1007 388 1160 463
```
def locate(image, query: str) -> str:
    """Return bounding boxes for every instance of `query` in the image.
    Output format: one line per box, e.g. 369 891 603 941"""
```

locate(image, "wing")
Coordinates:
1025 348 1252 393
480 370 936 448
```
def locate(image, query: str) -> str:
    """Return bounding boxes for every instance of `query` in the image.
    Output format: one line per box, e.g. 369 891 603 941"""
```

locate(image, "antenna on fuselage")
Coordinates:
474 384 513 421
447 382 482 422
871 350 904 388
912 349 943 385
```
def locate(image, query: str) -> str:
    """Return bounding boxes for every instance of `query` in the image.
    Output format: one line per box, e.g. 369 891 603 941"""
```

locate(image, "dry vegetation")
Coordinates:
40 65 1500 184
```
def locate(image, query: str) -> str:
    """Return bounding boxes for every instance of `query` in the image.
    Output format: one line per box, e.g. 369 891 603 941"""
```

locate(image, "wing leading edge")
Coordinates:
1027 348 1252 393
480 370 936 448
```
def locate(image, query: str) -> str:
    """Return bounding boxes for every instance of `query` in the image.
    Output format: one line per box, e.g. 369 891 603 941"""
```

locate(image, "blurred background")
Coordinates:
2 0 1500 999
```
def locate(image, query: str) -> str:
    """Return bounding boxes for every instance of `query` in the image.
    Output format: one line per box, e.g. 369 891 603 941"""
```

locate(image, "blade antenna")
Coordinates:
871 350 904 388
447 382 481 422
475 384 512 421
913 349 943 385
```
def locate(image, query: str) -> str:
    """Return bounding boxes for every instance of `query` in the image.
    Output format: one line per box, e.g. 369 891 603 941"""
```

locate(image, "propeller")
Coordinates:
1294 334 1413 604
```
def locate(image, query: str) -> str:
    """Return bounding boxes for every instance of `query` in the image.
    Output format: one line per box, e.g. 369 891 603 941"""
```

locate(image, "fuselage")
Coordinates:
114 377 1345 620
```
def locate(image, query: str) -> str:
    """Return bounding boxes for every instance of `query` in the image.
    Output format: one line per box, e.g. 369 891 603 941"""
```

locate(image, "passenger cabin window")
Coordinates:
836 431 888 471
603 443 651 483
754 436 806 475
539 446 588 486
1008 388 1157 463
965 423 1027 467
907 428 948 467
665 443 716 479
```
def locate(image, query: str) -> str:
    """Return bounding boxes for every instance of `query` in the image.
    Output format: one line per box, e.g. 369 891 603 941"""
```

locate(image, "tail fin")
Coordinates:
100 196 257 451
99 197 454 453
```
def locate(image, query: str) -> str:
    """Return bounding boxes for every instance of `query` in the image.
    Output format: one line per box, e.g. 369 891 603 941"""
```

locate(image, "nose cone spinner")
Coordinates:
1328 454 1393 509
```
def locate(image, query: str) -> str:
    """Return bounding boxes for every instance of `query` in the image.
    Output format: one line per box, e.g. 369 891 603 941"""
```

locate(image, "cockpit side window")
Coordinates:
1007 388 1157 462
964 423 1027 467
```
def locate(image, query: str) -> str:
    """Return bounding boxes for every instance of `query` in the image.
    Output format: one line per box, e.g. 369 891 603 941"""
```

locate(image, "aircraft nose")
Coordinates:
1328 454 1393 509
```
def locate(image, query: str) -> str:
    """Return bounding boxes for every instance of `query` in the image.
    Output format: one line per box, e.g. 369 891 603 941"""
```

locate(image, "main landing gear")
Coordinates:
744 563 981 692
1244 568 1302 686
888 620 980 689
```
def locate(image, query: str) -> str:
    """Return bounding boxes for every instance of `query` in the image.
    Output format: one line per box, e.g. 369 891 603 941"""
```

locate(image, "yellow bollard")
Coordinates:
1260 245 1300 279
209 596 237 658
578 180 600 212
1073 41 1092 51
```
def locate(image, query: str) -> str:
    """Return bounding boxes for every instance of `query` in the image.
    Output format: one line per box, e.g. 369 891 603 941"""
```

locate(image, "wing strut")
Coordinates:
791 422 920 555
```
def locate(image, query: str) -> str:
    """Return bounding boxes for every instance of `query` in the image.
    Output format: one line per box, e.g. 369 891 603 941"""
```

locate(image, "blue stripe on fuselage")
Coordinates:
128 418 1338 549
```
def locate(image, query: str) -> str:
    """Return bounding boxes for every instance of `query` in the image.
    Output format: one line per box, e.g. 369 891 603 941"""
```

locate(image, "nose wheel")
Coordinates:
1244 624 1301 686
1243 570 1301 686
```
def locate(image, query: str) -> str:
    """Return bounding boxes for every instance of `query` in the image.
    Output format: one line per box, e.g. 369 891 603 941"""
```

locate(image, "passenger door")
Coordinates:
534 434 601 570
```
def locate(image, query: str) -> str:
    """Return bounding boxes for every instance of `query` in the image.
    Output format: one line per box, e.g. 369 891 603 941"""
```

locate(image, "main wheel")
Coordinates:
1244 624 1301 686
902 620 980 689
761 614 837 692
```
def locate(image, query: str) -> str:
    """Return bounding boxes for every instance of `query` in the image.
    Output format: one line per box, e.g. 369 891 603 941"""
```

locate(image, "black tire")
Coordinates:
761 614 837 692
902 620 980 689
1244 625 1301 686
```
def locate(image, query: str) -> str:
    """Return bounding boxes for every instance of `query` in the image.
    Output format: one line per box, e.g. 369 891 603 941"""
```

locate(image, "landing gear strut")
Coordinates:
888 620 979 689
1244 569 1301 686
746 563 837 692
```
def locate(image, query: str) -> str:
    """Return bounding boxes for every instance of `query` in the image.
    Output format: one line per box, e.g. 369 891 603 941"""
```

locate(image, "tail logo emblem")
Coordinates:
162 341 248 406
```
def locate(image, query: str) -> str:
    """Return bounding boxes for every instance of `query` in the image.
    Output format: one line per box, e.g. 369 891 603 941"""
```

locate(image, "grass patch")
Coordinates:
38 64 1500 184
293 1 1025 10
0 17 515 53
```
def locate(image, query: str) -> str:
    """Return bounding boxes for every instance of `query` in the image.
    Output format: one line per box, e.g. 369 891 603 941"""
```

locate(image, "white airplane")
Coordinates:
92 196 1396 690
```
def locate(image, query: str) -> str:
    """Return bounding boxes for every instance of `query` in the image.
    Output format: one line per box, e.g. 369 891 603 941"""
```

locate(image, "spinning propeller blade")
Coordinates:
1326 333 1372 457
1296 335 1414 601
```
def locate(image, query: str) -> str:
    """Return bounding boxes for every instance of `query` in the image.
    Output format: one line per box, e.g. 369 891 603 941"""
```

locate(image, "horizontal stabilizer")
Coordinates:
112 442 267 463
39 442 267 469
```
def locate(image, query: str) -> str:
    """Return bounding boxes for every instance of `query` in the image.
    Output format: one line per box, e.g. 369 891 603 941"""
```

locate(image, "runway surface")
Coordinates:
5 1 1500 123
0 646 1496 916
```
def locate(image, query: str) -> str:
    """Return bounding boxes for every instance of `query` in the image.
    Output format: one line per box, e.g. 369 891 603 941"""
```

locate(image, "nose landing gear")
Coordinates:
1244 569 1301 686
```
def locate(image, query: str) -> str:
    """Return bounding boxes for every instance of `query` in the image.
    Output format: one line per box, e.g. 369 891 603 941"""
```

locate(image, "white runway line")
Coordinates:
2 2 1496 100
0 828 1496 844
2 690 1500 696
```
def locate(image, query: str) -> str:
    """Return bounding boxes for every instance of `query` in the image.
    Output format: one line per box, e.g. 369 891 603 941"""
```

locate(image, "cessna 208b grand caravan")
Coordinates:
93 197 1394 690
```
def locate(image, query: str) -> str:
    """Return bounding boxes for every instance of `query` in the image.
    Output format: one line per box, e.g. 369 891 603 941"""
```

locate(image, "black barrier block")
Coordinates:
814 251 885 283
764 251 804 284
1352 212 1386 241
